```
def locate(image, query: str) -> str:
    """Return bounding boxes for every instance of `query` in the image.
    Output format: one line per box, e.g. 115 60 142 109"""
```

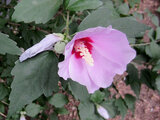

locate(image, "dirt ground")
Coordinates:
58 0 160 120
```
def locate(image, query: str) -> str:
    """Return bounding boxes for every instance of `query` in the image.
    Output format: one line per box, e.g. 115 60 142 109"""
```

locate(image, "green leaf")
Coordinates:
68 79 90 101
145 41 160 59
101 99 118 118
134 54 147 63
115 98 127 120
6 55 19 67
140 69 156 89
148 29 154 40
0 18 7 29
145 9 153 17
151 15 159 27
153 60 160 71
0 32 21 55
78 101 96 120
55 107 69 115
1 67 12 78
49 112 58 120
78 6 119 31
25 103 43 117
128 38 135 44
0 104 5 113
156 27 160 40
12 0 62 24
156 75 160 92
64 0 70 8
104 88 110 99
124 94 136 112
117 3 129 15
101 0 114 6
0 84 8 100
90 90 105 104
128 0 140 7
59 77 68 89
127 64 139 83
49 93 68 108
78 7 149 38
126 64 140 96
67 0 103 11
0 67 3 74
8 52 59 116
0 104 5 120
108 17 149 38
157 7 160 12
133 12 143 20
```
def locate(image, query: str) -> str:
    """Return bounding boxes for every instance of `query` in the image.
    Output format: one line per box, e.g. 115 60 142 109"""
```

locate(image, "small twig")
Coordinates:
54 10 64 18
70 33 76 37
131 40 160 47
1 101 9 106
0 5 13 9
124 0 128 3
66 11 70 37
131 42 151 47
8 22 20 26
7 22 51 34
0 112 6 118
35 27 50 34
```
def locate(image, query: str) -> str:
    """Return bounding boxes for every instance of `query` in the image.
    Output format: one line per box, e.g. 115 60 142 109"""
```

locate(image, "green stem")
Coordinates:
131 42 151 47
130 40 160 47
66 11 70 38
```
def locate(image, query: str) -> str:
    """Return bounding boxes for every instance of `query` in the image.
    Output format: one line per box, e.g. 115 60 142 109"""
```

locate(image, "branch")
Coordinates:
35 27 50 34
0 112 6 118
65 11 70 37
0 5 13 9
0 101 9 106
131 40 160 47
7 22 51 34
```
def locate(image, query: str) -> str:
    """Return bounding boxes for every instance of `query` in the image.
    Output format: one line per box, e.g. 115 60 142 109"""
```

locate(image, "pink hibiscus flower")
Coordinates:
58 26 136 93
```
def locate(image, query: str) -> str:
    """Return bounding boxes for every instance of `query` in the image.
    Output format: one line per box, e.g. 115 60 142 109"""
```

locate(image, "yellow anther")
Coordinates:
75 42 94 66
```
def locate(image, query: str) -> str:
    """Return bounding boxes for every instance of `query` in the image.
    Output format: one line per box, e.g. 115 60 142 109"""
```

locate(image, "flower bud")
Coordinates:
20 111 26 120
19 33 62 62
20 115 26 120
54 41 66 54
53 33 64 40
97 104 109 119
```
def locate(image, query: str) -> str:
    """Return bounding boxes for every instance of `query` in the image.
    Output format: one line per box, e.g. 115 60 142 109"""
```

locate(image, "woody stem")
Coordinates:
66 11 70 38
0 112 6 118
130 40 160 47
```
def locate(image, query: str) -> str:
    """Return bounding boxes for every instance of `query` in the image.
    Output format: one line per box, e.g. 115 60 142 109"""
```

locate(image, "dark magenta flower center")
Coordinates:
72 37 94 66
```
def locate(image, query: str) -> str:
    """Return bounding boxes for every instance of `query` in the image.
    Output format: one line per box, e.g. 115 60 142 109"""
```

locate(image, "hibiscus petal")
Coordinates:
70 26 112 42
19 34 62 62
58 41 74 80
68 54 99 93
87 48 116 88
58 58 70 80
89 27 136 69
